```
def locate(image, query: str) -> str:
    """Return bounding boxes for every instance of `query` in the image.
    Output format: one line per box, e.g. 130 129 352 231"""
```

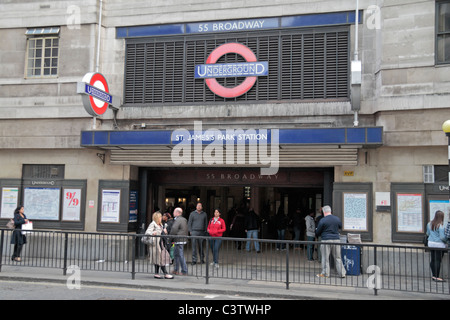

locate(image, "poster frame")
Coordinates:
342 191 369 232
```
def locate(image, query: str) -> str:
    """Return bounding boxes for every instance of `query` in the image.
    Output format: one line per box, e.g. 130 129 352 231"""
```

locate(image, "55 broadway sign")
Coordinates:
195 43 268 98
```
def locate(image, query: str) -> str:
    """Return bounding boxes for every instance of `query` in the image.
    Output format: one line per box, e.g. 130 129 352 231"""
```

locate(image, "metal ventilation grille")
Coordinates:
124 27 350 105
110 145 358 167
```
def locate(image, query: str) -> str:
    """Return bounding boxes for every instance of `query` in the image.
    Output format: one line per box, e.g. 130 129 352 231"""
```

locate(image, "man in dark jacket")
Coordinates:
188 202 208 264
315 205 346 278
170 207 188 275
245 209 261 253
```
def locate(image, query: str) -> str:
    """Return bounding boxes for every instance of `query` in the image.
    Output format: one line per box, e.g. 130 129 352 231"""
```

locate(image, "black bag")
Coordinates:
423 234 428 246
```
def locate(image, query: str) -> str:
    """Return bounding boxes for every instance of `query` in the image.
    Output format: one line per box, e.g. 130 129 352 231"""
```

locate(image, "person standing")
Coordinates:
188 202 208 265
275 209 288 250
207 208 226 268
315 205 346 278
427 210 447 282
245 209 261 253
305 211 316 261
292 208 302 249
170 207 189 276
11 206 28 262
145 212 174 279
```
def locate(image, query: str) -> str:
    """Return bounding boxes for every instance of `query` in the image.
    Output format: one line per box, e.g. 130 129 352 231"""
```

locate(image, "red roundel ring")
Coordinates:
89 73 110 116
205 43 257 98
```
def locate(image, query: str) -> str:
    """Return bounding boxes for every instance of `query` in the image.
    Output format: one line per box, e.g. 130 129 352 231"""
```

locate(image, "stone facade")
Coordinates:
0 0 449 244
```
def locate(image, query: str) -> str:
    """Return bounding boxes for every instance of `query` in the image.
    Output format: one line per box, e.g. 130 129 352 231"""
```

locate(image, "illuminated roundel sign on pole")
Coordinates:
77 72 120 117
195 43 268 98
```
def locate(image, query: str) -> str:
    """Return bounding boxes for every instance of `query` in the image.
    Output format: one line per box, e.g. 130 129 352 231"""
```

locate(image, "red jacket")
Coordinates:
207 217 226 237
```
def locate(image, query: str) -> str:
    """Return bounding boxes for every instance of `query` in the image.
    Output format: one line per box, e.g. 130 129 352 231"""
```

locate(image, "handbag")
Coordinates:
423 234 428 246
141 234 157 246
6 219 15 229
21 221 33 235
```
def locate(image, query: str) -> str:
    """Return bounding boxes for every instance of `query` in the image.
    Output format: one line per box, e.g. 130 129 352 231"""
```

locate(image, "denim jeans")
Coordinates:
209 238 222 264
293 227 301 247
307 236 315 260
246 230 260 252
173 243 188 274
277 229 286 249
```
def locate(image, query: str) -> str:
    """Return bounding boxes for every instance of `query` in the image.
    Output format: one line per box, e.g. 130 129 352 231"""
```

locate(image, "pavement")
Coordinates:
1 265 449 300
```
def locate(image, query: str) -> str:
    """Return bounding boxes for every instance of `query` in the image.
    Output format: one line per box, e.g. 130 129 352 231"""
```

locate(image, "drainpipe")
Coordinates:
91 0 103 129
96 0 103 73
351 0 361 127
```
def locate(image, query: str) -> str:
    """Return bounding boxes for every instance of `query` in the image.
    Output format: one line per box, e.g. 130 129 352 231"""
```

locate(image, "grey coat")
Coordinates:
170 216 188 243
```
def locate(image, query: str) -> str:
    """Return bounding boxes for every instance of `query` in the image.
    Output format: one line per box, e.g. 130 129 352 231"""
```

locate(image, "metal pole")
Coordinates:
0 230 4 272
285 242 290 290
373 246 378 296
92 0 103 130
447 134 450 199
131 235 136 280
205 237 210 285
63 232 68 276
95 0 103 73
354 0 359 61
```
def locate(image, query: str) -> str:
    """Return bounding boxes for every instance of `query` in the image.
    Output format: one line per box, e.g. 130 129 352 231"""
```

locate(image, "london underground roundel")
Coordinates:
80 72 111 116
195 43 268 98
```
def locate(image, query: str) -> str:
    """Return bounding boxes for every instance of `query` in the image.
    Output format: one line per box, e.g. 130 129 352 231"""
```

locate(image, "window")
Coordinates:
437 1 450 64
423 165 435 183
124 26 350 105
25 27 60 77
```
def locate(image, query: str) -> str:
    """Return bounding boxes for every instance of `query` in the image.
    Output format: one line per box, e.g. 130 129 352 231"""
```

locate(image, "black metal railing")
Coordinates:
1 229 449 296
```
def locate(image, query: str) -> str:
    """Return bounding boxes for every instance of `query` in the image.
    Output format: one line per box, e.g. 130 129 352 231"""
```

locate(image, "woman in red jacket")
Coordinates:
207 208 226 268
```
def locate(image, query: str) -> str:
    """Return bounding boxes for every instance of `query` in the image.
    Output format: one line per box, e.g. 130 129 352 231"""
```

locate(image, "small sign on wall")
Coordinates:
376 192 391 212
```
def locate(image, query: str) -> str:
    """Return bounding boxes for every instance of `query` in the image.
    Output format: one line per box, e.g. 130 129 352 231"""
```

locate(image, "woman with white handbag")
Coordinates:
10 206 29 262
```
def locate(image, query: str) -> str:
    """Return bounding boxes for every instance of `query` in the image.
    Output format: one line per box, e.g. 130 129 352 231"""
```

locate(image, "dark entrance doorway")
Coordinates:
138 167 334 240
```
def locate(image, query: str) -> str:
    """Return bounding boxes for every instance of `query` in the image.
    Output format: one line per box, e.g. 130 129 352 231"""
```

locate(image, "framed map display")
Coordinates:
24 187 61 220
396 193 423 233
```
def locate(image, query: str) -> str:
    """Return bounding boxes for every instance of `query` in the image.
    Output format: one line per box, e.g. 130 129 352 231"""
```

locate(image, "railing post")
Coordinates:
0 229 4 273
373 246 378 296
131 235 136 280
448 248 450 295
285 241 289 290
63 232 68 276
205 236 210 285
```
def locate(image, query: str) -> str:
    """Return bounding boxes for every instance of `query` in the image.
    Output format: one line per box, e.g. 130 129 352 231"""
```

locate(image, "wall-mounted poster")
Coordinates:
429 199 450 226
62 188 82 221
101 189 121 223
129 190 138 223
397 193 423 233
24 187 60 220
343 192 368 231
1 187 19 218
